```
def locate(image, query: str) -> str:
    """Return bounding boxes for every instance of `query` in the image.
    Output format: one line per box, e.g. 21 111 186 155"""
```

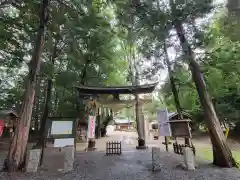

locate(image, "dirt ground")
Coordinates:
0 130 239 172
190 132 240 151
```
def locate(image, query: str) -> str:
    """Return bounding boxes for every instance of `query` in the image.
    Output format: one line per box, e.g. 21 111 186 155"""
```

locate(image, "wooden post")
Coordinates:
164 136 169 152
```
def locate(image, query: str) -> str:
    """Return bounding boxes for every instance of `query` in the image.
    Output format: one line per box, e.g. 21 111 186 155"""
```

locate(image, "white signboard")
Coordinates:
54 138 74 147
157 108 172 137
87 116 96 139
51 121 73 135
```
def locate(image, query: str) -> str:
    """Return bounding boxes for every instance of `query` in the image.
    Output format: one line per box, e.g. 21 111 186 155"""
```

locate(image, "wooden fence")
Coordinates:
173 142 196 155
106 141 122 155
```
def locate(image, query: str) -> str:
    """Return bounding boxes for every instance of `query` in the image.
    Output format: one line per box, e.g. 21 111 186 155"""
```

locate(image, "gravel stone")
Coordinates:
1 149 239 180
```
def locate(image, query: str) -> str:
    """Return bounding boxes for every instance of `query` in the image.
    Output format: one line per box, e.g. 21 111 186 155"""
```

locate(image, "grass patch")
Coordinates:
197 148 240 164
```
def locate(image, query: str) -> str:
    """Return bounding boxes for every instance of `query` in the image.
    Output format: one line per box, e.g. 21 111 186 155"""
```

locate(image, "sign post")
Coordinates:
157 108 172 151
42 117 76 171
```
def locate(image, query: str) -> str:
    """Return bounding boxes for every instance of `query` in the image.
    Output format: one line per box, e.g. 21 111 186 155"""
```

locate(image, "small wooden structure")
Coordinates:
76 121 88 142
0 109 18 138
106 141 122 155
168 111 192 138
114 119 134 131
150 111 192 140
169 119 191 138
167 111 196 155
0 109 18 151
168 111 191 121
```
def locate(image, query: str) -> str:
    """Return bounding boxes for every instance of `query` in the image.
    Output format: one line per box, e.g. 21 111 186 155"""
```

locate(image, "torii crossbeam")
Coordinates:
76 82 158 150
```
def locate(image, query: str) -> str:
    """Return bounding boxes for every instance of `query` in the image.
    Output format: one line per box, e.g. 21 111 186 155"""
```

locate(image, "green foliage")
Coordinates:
161 10 240 126
1 0 239 131
0 0 128 126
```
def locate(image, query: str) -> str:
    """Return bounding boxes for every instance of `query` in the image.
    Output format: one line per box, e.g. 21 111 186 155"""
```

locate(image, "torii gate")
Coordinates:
76 82 158 150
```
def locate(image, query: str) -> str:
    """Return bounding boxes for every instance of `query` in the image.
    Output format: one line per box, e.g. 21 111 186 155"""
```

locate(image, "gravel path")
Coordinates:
1 149 240 180
1 131 239 180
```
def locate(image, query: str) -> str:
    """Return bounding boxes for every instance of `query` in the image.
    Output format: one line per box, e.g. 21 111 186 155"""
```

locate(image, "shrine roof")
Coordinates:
114 118 134 124
76 82 158 95
0 109 18 118
168 111 191 120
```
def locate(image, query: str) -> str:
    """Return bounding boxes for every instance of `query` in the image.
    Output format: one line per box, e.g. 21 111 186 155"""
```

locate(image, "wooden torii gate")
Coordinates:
76 82 158 150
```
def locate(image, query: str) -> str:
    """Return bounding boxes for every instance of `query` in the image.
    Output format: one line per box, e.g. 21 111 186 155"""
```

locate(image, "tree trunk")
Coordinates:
53 89 59 116
170 0 237 167
163 42 190 146
135 95 140 137
34 93 40 132
76 59 89 113
5 0 50 172
79 59 98 149
34 76 41 132
34 39 58 148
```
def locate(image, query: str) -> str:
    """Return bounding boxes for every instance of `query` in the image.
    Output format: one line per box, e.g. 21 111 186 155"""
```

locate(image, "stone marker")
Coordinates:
152 147 161 171
64 146 75 172
25 149 41 172
183 147 195 170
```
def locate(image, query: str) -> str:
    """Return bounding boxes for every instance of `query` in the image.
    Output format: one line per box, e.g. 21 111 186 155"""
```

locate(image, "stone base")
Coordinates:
183 147 195 170
136 139 147 149
176 162 198 171
136 146 148 150
25 149 41 172
85 147 97 152
176 147 197 171
88 140 96 148
152 147 161 171
162 142 172 145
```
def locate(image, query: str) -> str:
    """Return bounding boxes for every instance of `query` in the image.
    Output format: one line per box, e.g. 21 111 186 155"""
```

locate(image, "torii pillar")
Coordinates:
135 95 147 149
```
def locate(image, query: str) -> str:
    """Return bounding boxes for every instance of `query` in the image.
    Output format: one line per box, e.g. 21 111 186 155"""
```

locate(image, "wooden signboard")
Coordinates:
168 119 191 138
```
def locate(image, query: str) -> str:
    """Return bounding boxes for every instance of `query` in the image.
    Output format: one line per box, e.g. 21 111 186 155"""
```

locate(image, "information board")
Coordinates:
46 118 76 139
157 108 172 137
51 121 73 135
169 119 191 138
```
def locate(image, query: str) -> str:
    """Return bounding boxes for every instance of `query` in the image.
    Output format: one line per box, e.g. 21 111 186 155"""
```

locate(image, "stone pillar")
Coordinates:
64 146 75 172
25 149 41 172
136 97 147 149
183 147 195 170
152 147 161 171
144 114 150 140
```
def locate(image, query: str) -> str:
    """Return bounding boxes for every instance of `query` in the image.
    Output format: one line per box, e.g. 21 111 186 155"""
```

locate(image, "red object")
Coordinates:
87 116 95 138
0 120 5 137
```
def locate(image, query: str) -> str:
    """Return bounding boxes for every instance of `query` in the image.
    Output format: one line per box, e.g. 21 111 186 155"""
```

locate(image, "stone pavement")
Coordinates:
1 149 240 180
